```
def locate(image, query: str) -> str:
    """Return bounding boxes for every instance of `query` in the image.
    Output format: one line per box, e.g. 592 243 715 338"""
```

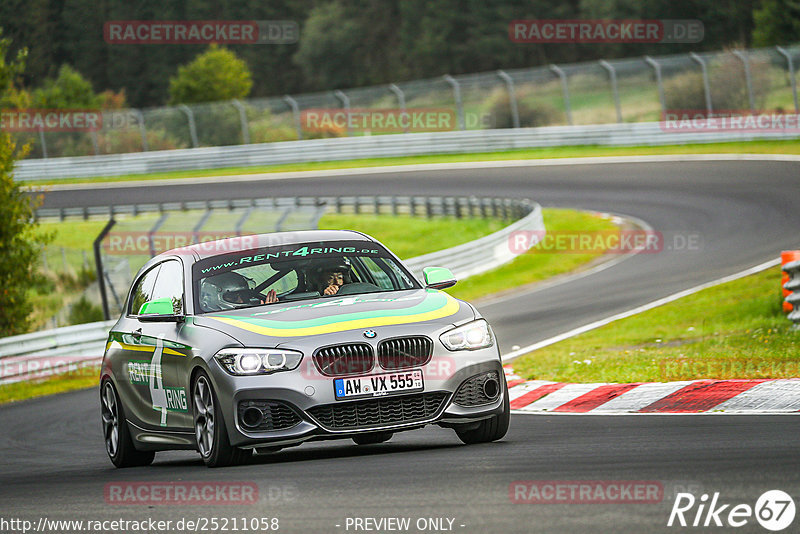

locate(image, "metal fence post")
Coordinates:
334 90 352 137
192 208 213 244
148 213 169 257
388 84 408 133
549 65 573 125
776 46 799 113
644 56 666 116
131 109 148 151
732 50 756 112
689 52 713 115
443 75 465 130
497 70 520 128
235 206 254 236
283 95 303 140
178 104 199 148
90 131 100 155
231 99 250 144
94 219 116 320
38 125 48 158
599 61 623 123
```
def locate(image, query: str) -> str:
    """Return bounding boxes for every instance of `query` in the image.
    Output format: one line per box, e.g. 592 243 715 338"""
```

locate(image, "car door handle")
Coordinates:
132 328 142 339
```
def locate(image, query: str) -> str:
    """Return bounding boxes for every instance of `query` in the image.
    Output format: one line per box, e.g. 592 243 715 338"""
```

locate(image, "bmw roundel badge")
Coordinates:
363 329 377 339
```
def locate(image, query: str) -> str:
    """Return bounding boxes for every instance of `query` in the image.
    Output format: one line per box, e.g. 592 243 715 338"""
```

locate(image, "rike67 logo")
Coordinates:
668 490 795 531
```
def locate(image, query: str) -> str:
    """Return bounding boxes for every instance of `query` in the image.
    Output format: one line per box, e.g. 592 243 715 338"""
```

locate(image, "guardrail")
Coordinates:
2 197 543 384
17 121 800 181
37 195 532 222
405 202 542 279
784 260 800 329
0 321 115 384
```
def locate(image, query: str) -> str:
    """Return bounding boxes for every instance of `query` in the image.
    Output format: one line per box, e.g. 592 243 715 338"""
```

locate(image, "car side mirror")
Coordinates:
423 266 456 290
138 297 183 322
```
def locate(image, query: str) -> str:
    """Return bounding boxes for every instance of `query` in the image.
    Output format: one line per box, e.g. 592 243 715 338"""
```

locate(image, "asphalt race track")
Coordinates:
4 159 800 533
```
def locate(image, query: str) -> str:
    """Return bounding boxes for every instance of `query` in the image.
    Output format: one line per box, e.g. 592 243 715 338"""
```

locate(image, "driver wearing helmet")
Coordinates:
314 258 352 296
199 271 277 312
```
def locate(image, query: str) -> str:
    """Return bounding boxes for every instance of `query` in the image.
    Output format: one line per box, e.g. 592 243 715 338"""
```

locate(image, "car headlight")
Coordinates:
440 319 494 351
214 348 303 375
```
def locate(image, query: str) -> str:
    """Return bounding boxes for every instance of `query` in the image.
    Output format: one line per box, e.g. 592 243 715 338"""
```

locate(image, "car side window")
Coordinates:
358 257 395 290
151 260 184 314
129 265 161 315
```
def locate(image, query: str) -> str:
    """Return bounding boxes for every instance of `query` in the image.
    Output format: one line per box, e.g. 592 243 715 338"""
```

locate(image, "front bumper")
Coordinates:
209 346 505 448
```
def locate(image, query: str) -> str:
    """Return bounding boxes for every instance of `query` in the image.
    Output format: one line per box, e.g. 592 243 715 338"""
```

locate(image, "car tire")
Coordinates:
352 432 393 445
454 382 510 445
193 371 250 468
101 379 156 468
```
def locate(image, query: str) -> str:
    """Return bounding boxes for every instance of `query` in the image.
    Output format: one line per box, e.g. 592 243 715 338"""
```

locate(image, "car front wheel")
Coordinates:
193 371 250 468
454 385 510 445
101 379 155 468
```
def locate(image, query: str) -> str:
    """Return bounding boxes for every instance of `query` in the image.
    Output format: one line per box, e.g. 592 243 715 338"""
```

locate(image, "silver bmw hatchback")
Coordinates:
100 230 509 468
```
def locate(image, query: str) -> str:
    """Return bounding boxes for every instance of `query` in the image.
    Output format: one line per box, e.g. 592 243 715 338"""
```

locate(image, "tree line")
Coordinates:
1 0 798 108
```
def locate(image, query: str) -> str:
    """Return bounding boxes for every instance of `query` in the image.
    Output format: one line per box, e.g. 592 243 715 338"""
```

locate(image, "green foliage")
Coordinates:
0 32 51 336
0 136 52 336
0 28 28 109
0 1 780 107
294 1 400 90
168 45 253 105
67 295 103 325
752 0 800 46
32 64 100 108
486 89 557 128
664 52 772 111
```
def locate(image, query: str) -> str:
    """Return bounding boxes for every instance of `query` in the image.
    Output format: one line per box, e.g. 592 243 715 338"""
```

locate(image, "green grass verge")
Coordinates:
511 267 800 383
318 213 506 259
28 220 108 331
22 139 800 186
447 209 618 302
0 369 100 405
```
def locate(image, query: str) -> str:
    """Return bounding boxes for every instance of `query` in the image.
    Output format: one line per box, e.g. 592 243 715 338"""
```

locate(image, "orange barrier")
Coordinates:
781 251 800 313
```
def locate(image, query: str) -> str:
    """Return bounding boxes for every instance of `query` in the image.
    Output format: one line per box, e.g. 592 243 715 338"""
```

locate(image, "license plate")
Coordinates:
334 369 423 400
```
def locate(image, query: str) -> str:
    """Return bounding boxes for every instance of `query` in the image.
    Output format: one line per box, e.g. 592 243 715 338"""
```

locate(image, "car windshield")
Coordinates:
192 240 419 313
